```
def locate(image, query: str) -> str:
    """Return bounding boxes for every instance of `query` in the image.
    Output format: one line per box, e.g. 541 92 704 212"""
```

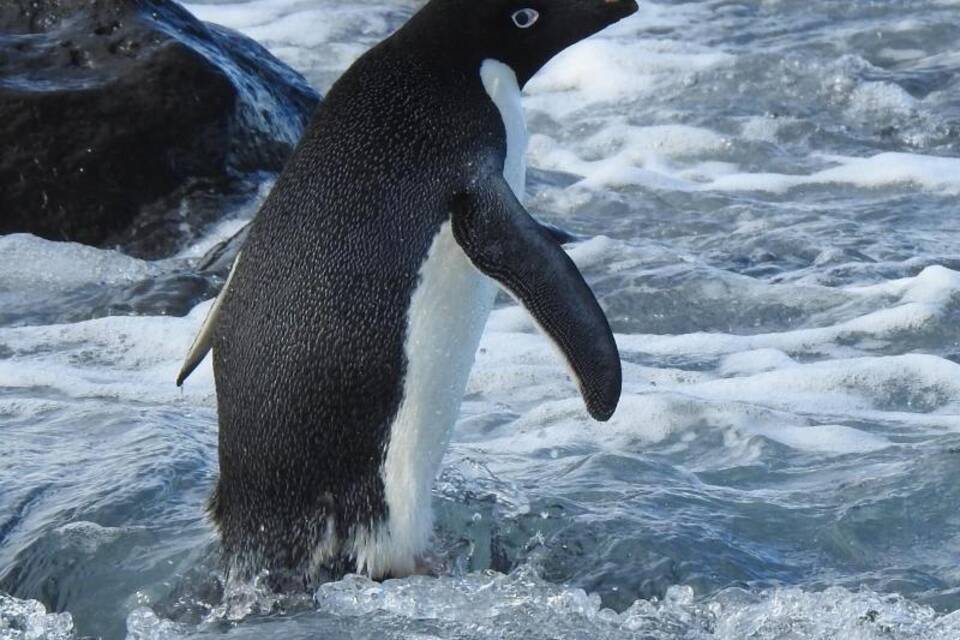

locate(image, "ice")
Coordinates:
125 608 188 640
118 573 960 639
709 587 960 640
0 593 74 640
313 570 960 640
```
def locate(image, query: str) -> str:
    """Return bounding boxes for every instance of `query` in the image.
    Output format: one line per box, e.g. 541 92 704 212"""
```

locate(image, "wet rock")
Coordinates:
0 0 319 258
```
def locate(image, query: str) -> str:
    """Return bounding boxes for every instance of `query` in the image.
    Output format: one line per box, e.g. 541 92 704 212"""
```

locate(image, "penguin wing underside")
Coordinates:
449 176 622 421
176 252 241 386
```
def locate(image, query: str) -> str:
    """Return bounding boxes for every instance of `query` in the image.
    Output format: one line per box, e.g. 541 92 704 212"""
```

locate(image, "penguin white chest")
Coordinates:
359 60 527 578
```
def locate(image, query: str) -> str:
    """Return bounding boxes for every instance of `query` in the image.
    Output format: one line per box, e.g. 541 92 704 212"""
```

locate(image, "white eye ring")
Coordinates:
511 8 539 29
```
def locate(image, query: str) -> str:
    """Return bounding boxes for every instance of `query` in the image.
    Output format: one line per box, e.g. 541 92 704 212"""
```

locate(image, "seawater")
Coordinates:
2 1 960 638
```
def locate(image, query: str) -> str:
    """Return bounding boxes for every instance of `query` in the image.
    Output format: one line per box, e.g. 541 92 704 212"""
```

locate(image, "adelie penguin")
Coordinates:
178 0 635 582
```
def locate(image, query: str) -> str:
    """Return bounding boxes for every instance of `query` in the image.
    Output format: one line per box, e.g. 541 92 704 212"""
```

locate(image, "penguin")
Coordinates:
178 0 635 583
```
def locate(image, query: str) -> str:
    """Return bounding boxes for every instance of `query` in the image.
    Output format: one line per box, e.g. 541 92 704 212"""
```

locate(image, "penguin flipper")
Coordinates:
535 219 579 245
450 177 621 421
176 252 241 386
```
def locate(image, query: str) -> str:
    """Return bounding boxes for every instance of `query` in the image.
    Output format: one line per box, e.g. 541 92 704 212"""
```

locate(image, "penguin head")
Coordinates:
403 0 639 87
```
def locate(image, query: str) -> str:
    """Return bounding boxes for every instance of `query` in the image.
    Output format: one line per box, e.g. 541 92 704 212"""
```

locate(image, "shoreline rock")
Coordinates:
0 0 319 258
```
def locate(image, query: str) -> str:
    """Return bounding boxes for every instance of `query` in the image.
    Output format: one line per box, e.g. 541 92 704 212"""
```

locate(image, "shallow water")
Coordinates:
3 0 960 638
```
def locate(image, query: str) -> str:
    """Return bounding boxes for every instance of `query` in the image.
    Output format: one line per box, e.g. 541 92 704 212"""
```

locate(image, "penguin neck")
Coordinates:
479 59 528 199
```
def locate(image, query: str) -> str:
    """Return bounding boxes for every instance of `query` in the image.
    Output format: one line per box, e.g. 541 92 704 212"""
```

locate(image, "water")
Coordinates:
3 0 960 638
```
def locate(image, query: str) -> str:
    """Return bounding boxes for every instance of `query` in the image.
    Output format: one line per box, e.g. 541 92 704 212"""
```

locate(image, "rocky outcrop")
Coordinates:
0 0 319 257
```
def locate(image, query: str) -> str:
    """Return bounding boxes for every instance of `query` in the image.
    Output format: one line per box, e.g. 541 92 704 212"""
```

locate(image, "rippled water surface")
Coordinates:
3 0 960 638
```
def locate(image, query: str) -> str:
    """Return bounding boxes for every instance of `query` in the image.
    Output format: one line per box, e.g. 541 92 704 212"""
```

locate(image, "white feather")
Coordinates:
351 59 527 578
480 59 528 195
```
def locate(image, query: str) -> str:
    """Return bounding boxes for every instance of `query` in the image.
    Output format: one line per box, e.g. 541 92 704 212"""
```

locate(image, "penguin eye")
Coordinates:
511 8 539 29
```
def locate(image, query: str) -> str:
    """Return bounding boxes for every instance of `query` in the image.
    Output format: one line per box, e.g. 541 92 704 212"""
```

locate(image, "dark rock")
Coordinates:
0 0 319 257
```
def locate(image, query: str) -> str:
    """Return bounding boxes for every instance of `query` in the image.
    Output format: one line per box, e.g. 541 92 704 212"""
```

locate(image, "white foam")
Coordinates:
719 349 797 376
749 423 890 455
740 115 785 142
0 300 216 405
526 38 734 116
704 152 960 195
0 234 159 290
688 354 960 417
185 0 401 38
183 0 412 87
615 265 960 358
846 81 917 119
529 143 960 196
585 123 727 159
454 264 960 462
173 180 273 260
183 0 298 31
180 0 958 206
464 362 900 460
